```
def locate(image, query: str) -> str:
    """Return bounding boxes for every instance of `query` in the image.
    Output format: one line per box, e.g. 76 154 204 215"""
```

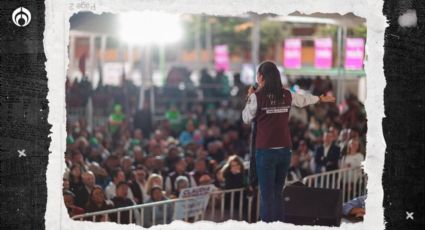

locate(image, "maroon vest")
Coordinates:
254 89 292 149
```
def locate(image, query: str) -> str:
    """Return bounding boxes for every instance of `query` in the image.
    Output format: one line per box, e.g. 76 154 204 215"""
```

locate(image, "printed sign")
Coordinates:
214 45 230 71
314 38 333 69
345 38 365 70
102 62 130 86
283 38 302 69
264 106 290 114
174 185 215 219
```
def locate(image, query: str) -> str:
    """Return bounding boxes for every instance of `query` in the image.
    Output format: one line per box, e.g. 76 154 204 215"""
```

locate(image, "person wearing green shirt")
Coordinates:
109 104 125 135
165 105 182 135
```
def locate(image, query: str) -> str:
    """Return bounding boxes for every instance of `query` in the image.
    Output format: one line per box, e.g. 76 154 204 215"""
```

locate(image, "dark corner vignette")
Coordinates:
0 0 51 230
382 0 425 229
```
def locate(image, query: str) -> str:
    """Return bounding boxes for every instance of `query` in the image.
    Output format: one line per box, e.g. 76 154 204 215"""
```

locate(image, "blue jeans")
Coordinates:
255 148 292 222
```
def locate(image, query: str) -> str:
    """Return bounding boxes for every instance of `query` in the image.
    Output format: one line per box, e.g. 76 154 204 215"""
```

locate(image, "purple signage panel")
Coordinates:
345 38 365 70
283 38 302 69
314 38 333 69
214 44 230 71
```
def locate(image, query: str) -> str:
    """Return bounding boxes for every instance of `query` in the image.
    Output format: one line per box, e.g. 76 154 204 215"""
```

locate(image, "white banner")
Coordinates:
174 185 215 219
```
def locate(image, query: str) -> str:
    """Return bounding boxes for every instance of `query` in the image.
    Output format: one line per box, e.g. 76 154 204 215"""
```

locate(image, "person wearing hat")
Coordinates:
171 176 190 199
63 189 85 217
342 195 366 222
164 157 197 197
143 185 173 227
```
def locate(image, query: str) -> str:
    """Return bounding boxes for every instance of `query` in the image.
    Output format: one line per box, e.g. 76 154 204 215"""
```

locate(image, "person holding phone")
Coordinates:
242 61 335 222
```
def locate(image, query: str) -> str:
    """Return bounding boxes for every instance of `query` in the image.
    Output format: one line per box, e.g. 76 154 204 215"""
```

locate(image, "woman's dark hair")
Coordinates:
86 185 107 210
257 61 283 105
221 155 244 175
110 168 123 180
116 181 129 190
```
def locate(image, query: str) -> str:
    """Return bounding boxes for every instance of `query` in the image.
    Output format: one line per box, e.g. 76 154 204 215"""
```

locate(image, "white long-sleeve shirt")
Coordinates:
242 92 319 124
105 181 135 201
340 153 364 183
164 174 197 196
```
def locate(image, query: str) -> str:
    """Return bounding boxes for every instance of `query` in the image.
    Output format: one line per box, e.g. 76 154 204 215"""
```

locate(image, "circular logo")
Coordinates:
12 7 31 27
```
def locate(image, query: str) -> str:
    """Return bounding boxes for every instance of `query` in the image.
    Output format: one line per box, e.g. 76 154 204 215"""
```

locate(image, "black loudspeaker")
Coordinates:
283 185 342 227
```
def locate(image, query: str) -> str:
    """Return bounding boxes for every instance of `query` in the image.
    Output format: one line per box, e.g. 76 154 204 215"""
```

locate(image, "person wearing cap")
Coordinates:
143 185 173 227
170 176 190 199
63 189 85 217
342 195 366 222
66 135 75 147
164 157 196 197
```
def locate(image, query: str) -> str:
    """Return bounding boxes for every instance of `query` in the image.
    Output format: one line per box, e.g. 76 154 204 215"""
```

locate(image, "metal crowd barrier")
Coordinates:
71 168 366 226
204 188 247 222
72 187 252 226
72 195 201 226
72 181 303 226
302 166 367 203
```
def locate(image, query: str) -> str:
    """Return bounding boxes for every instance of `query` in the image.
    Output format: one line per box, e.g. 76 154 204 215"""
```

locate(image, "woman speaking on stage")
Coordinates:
242 61 335 222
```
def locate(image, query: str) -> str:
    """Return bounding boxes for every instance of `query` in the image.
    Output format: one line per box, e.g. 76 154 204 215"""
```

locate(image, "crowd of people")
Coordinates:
64 69 367 225
66 67 235 118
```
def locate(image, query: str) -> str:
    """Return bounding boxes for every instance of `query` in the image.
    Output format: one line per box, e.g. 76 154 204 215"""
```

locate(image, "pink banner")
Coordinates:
214 45 229 71
314 38 333 69
283 38 302 69
345 38 365 70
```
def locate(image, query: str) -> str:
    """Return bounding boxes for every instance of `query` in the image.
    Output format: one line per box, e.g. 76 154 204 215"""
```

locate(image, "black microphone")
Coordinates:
246 83 258 103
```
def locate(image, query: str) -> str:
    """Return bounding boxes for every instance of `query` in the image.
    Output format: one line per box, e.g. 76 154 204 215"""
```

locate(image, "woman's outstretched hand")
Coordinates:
319 95 336 103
